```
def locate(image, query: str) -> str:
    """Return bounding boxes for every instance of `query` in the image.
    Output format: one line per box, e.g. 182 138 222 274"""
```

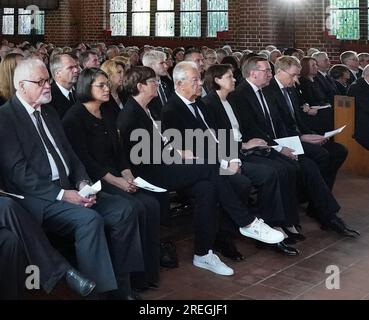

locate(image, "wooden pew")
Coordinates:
334 95 369 176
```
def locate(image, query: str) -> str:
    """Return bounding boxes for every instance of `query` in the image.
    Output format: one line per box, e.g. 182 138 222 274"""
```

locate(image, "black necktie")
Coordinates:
282 87 296 120
33 110 70 189
158 82 168 106
257 90 276 139
190 102 208 131
68 90 75 104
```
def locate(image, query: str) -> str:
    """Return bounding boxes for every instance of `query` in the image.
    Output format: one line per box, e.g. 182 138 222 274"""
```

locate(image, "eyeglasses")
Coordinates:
255 68 272 74
22 78 52 87
91 82 112 89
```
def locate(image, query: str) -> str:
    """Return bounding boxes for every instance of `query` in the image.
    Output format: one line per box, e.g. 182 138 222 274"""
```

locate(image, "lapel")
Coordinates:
204 91 232 130
10 95 49 159
172 93 203 131
241 81 267 126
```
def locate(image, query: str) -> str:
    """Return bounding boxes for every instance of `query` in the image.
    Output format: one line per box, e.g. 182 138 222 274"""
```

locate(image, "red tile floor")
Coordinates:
25 171 369 300
141 171 369 300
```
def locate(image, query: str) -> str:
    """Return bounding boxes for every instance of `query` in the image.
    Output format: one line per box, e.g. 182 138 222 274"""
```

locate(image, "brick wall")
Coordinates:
1 0 369 62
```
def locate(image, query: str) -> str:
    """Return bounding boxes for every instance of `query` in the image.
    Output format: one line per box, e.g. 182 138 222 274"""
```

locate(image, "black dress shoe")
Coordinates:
215 240 244 262
326 217 360 238
160 241 178 268
257 241 299 256
65 269 96 297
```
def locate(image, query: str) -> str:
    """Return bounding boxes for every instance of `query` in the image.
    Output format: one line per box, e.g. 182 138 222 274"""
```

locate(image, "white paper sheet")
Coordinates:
0 190 24 199
310 104 332 110
273 136 305 155
78 180 102 197
134 177 167 193
324 125 346 139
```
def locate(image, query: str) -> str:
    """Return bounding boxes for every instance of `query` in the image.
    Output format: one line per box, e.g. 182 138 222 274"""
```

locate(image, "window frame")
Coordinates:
108 0 228 38
1 7 44 36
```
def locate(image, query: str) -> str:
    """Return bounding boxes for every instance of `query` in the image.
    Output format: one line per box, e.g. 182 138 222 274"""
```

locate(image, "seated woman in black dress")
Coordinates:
62 68 160 291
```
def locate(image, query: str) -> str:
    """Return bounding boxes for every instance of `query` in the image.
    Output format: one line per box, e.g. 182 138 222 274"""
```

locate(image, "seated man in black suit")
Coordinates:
230 56 359 238
162 61 299 256
348 64 369 150
49 53 80 118
142 50 174 120
0 58 144 300
266 55 347 191
0 193 95 299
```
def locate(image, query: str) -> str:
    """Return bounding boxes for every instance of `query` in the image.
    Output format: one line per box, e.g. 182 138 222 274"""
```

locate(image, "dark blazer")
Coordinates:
348 77 369 150
347 68 362 86
264 78 313 137
314 72 338 105
0 95 89 221
49 81 75 119
297 77 334 133
228 80 287 145
202 90 243 155
161 92 220 160
101 94 123 121
62 102 129 182
335 80 349 95
116 96 167 179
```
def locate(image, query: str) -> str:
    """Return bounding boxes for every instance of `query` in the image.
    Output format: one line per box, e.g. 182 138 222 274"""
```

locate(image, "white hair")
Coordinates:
13 58 46 90
312 51 328 61
173 61 197 84
142 50 166 68
362 64 369 79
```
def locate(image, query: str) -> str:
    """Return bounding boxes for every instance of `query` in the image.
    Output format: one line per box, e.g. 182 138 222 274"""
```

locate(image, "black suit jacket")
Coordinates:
348 77 369 150
202 91 243 157
314 72 338 105
161 92 220 161
116 96 167 179
265 78 313 137
148 76 174 120
0 95 89 219
62 102 129 182
347 68 362 86
228 80 286 145
48 82 75 119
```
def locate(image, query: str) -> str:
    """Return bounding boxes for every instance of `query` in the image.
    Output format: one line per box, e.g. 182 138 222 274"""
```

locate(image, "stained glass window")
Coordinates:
329 0 360 40
207 0 228 37
156 0 174 36
2 7 44 35
2 8 14 35
180 0 201 37
109 0 127 36
108 0 229 38
132 0 150 36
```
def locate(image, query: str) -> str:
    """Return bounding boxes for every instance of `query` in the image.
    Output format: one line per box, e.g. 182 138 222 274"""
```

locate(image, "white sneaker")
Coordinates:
239 218 284 244
193 250 234 276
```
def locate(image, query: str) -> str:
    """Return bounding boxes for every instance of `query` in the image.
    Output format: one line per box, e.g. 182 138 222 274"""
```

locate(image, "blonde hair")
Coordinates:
0 53 24 100
100 59 125 78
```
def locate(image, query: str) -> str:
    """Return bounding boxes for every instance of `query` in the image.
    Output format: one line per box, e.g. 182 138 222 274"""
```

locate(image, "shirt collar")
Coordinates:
175 91 196 105
56 81 72 99
274 77 285 90
318 70 327 77
16 92 40 115
246 79 260 93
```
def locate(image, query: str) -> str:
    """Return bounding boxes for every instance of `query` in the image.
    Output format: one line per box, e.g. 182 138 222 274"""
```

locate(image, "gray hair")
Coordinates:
362 64 369 79
49 53 68 77
13 58 46 90
142 50 166 68
340 51 357 64
312 51 328 61
173 61 197 84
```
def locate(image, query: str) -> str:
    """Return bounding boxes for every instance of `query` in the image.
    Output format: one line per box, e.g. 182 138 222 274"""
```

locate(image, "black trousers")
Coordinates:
102 182 160 288
243 152 300 226
17 192 144 293
0 197 69 295
138 163 255 255
302 140 348 190
0 228 27 299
